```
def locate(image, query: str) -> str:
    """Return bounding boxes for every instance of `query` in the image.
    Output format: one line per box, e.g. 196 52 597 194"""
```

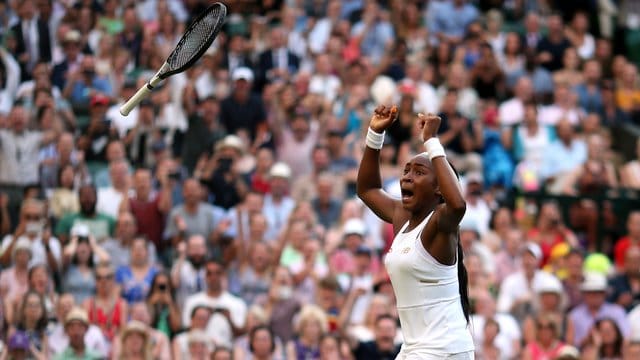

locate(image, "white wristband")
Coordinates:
366 127 385 150
424 138 446 161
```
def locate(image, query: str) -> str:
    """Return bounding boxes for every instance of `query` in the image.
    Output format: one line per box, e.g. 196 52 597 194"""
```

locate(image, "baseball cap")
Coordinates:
63 30 81 43
90 93 110 106
533 273 563 294
232 67 254 82
343 218 366 237
215 135 245 154
8 331 30 351
583 253 612 275
269 162 292 179
580 272 608 292
12 237 33 258
523 242 542 262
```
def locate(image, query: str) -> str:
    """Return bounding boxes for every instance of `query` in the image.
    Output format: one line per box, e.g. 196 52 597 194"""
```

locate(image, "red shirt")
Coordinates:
613 236 639 269
129 195 165 250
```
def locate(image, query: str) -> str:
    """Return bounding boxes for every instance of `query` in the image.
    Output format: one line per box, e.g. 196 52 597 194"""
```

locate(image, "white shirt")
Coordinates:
384 212 474 356
172 260 206 308
309 74 341 103
496 270 558 313
498 98 524 126
182 291 247 348
263 195 295 241
1 234 61 269
537 105 583 126
96 187 126 219
308 18 333 54
628 304 640 341
106 104 138 138
48 323 110 358
471 313 521 359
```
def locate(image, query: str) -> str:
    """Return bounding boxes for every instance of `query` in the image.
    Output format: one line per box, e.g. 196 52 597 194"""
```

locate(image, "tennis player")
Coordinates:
356 105 475 359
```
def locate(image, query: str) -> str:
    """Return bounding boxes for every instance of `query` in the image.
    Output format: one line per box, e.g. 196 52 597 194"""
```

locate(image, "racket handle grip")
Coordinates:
119 75 163 116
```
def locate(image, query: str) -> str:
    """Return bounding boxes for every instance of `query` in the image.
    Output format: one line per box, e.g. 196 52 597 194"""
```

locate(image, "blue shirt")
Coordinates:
69 77 113 105
574 84 603 114
541 139 587 179
115 265 159 303
428 1 478 40
569 302 630 346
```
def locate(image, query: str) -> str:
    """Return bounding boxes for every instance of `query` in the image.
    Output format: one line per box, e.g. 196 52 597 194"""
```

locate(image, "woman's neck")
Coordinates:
300 334 317 347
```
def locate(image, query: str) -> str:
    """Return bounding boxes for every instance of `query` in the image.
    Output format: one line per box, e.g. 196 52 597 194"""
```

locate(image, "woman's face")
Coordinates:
14 249 31 267
598 320 618 344
95 269 114 292
24 294 43 322
130 239 148 265
123 333 145 352
536 321 556 343
493 208 512 230
320 336 339 359
60 166 75 188
250 244 270 271
251 329 273 356
192 308 212 329
274 267 293 287
539 292 560 310
76 241 92 264
399 154 438 212
302 319 322 340
563 48 579 70
30 267 48 293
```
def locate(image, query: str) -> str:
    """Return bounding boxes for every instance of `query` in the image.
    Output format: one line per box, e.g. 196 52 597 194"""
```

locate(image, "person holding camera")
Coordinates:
196 135 249 211
0 199 61 273
146 272 181 338
62 228 110 304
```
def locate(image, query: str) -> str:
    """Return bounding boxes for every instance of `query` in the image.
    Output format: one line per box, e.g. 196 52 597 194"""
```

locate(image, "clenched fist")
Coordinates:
369 105 398 133
418 113 441 141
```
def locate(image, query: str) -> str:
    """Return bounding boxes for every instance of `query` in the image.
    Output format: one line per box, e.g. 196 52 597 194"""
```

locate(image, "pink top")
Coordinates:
526 341 565 360
0 267 28 303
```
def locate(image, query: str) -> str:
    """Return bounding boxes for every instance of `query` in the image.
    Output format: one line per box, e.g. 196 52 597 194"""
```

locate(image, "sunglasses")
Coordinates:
24 214 41 221
96 274 114 280
537 323 554 329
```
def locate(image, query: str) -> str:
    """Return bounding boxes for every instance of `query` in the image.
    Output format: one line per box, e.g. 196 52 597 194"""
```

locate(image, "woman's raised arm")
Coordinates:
356 105 402 224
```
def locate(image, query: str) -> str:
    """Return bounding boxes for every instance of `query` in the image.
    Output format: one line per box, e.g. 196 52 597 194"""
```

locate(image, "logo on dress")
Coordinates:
401 247 411 254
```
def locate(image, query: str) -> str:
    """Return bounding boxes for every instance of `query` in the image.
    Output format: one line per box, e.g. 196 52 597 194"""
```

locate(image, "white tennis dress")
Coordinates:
384 212 475 359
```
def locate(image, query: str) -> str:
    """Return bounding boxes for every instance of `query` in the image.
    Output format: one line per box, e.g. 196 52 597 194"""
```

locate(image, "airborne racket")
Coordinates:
120 2 227 116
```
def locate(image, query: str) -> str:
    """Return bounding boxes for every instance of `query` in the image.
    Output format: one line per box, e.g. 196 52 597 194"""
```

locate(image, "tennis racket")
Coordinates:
120 2 227 116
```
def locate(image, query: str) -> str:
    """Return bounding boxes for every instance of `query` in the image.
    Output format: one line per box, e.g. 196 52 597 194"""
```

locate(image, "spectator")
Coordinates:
257 26 301 86
615 62 640 117
83 263 127 344
146 272 181 337
171 234 207 307
581 318 624 360
574 60 604 114
11 0 52 81
62 56 112 110
437 90 482 173
55 184 116 243
231 241 272 306
0 238 31 306
0 105 56 224
115 236 160 303
286 304 326 359
427 0 479 46
123 168 171 251
541 121 588 193
112 320 153 360
350 314 400 360
311 173 342 230
522 12 543 51
49 295 109 358
61 234 109 304
472 290 522 359
182 259 247 349
0 199 61 271
537 84 585 127
0 47 21 117
552 47 584 88
536 13 572 72
96 159 131 219
569 272 630 347
122 302 172 360
51 30 84 90
164 178 227 251
620 138 640 189
264 266 301 344
14 291 50 356
171 306 214 360
263 163 296 241
220 67 267 144
607 246 640 311
522 313 566 360
180 96 225 174
53 306 103 360
563 249 585 310
499 77 533 126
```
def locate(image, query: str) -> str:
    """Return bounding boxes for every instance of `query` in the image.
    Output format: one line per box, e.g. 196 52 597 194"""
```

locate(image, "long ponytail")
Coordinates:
457 234 471 324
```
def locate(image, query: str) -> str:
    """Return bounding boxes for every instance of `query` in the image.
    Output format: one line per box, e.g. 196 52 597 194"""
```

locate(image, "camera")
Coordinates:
217 157 233 172
158 284 167 291
168 171 181 180
78 236 90 244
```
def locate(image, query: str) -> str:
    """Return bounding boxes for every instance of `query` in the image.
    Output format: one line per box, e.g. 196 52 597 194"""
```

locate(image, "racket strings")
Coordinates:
166 5 225 72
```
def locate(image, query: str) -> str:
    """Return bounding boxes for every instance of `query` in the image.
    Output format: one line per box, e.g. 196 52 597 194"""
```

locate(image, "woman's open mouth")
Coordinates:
401 188 414 202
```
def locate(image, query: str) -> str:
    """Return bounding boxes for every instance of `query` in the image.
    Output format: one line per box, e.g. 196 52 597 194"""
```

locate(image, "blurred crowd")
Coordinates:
1 0 640 359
